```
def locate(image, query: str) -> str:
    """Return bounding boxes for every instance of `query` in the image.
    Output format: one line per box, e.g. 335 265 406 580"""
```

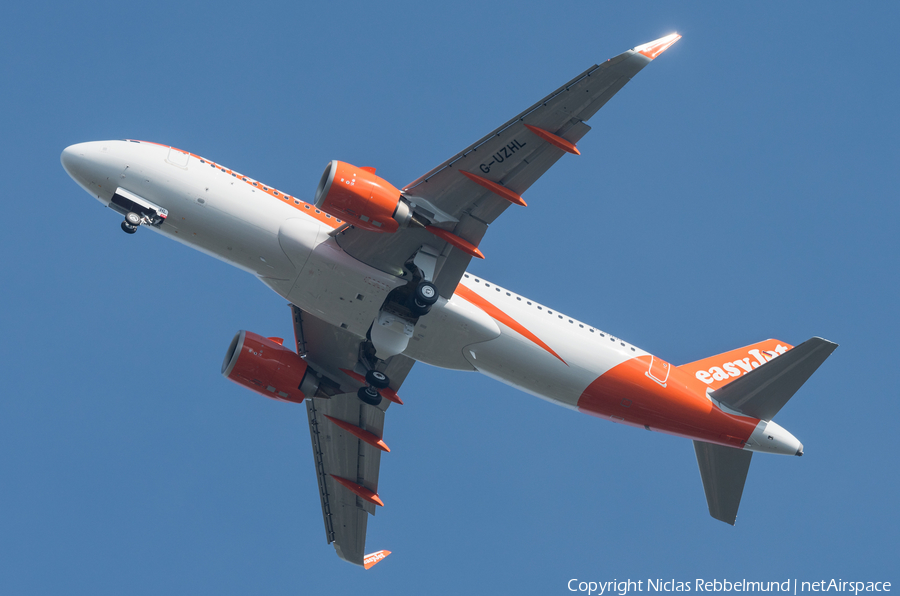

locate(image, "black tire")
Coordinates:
357 386 382 406
125 212 142 226
121 221 137 234
414 281 439 306
407 281 439 316
408 301 431 317
365 370 390 389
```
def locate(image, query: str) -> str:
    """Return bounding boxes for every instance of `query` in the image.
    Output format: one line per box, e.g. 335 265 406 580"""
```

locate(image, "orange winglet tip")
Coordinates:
266 337 284 345
523 125 580 155
323 415 390 452
426 226 485 259
460 170 526 206
634 32 681 60
329 474 385 507
364 550 391 570
339 368 404 405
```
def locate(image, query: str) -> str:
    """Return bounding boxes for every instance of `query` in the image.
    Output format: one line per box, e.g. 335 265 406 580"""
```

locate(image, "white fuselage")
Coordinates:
61 139 802 456
62 140 632 400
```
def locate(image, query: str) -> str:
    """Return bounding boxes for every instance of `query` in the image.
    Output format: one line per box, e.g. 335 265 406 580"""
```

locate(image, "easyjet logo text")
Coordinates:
695 345 789 384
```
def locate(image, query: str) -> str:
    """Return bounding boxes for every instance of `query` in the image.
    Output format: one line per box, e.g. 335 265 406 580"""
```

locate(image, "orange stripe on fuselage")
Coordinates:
577 355 759 447
131 140 340 230
455 284 567 366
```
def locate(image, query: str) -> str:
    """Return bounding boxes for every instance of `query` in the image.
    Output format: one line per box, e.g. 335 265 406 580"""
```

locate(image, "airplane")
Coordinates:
60 33 837 568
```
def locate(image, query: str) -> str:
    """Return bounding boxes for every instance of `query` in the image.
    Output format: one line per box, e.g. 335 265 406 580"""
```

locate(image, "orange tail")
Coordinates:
677 339 793 390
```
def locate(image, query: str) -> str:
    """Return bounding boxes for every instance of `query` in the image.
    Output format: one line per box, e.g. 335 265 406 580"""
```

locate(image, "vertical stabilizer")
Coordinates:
693 441 753 525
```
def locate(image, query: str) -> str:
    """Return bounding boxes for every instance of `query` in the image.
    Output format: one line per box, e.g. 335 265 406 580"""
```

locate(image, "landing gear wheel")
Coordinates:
121 221 138 234
365 370 390 389
125 211 143 226
357 386 383 406
414 281 439 306
408 281 439 316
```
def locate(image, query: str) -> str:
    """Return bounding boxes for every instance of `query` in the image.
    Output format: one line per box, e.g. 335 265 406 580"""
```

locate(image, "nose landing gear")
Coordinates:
121 211 142 234
111 188 167 234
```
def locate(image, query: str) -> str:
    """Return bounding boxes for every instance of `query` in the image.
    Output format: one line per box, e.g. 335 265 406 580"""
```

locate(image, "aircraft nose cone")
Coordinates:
60 141 119 198
61 142 98 183
60 143 82 178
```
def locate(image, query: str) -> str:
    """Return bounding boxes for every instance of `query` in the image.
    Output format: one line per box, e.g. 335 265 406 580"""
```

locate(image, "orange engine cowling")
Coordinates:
314 160 409 233
221 331 314 404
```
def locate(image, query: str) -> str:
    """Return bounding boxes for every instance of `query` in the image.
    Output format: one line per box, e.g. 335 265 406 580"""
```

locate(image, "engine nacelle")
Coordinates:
314 160 410 233
221 330 317 404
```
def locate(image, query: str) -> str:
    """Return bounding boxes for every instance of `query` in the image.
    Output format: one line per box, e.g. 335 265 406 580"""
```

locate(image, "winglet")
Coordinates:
634 33 681 60
363 550 391 570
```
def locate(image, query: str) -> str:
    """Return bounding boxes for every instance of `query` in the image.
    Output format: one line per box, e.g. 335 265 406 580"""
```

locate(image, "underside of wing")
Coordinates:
334 34 680 297
306 392 385 565
291 305 414 566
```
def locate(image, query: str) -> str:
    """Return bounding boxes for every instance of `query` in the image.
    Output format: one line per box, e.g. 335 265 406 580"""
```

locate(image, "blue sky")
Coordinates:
1 1 897 594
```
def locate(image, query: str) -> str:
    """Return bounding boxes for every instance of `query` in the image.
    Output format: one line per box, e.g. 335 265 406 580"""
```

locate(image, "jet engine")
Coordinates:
314 160 411 233
221 330 318 403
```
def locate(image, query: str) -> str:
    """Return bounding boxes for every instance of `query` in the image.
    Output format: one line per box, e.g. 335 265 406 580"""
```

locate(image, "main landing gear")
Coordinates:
408 281 439 317
121 211 142 234
356 369 391 406
366 369 390 389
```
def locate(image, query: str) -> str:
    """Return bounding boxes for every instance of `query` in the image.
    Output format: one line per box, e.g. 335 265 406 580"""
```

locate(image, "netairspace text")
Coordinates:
566 579 892 596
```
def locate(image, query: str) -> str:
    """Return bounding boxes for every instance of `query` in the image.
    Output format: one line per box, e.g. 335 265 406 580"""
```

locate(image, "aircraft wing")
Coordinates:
334 33 680 298
291 305 414 567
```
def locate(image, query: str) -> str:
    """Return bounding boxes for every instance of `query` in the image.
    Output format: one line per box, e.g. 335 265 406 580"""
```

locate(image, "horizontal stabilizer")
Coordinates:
693 440 753 525
713 337 838 421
